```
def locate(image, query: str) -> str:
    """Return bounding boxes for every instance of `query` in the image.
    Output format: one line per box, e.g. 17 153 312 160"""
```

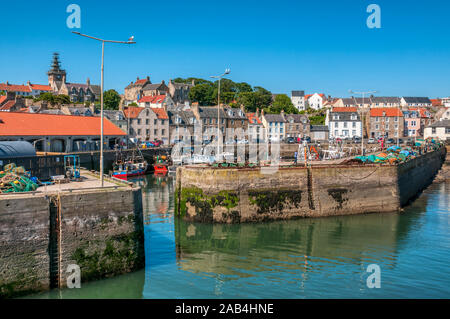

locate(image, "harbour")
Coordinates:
25 174 450 299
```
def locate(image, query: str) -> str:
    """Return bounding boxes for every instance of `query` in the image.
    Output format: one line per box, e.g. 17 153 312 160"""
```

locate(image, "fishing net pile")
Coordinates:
0 163 38 193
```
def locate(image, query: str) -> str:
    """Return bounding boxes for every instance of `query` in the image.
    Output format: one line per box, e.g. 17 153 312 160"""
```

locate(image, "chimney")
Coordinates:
240 104 245 113
256 107 260 117
261 109 265 116
146 76 150 81
137 76 140 81
27 81 31 86
161 80 165 84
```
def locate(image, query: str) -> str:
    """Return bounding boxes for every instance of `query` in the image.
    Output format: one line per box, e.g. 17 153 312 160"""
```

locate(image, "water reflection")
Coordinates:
27 175 450 299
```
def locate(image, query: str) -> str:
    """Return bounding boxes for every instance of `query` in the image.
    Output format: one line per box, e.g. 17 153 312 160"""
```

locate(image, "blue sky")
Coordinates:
0 0 449 97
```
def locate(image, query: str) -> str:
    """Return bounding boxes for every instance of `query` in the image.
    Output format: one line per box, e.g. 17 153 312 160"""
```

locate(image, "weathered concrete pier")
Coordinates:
175 146 446 223
0 171 144 298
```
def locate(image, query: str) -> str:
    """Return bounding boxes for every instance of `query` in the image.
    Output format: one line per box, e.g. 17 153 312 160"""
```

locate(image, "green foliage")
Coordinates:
34 93 70 106
309 115 325 125
179 77 271 110
0 90 5 96
189 83 215 106
128 102 138 107
104 89 121 110
269 94 298 114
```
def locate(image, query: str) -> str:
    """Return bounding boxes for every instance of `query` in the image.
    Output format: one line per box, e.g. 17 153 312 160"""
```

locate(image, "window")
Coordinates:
161 120 165 125
146 129 149 135
445 128 450 134
137 119 141 125
154 119 158 125
137 129 141 135
352 130 356 136
335 130 338 136
343 122 348 128
375 125 379 130
154 129 158 135
162 129 165 135
376 117 379 122
146 119 149 125
432 127 436 134
352 122 356 128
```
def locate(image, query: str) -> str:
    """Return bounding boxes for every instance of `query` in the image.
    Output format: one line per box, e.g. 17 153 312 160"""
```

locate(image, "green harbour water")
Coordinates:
29 175 450 299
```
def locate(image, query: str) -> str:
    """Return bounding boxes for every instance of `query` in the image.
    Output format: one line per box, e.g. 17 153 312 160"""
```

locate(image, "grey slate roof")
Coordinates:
310 125 329 132
403 97 432 104
329 111 361 121
224 107 247 120
284 114 309 124
198 107 227 119
264 114 286 123
342 98 356 106
143 83 166 91
370 96 401 104
427 119 450 128
168 110 195 126
103 110 125 121
292 90 305 97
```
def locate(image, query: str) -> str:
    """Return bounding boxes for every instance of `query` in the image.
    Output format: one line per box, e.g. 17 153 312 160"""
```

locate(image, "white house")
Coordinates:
441 97 450 107
424 120 450 141
291 90 305 111
326 107 362 139
401 97 432 108
262 112 286 141
305 93 325 110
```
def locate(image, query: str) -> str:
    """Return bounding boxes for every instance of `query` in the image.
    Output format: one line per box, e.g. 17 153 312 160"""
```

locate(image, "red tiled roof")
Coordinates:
151 108 169 120
370 108 403 117
246 113 262 125
0 83 31 93
410 108 431 118
30 84 52 91
332 107 358 113
430 99 442 107
138 95 166 104
134 79 147 85
0 112 126 136
123 106 143 119
0 101 16 111
0 96 6 105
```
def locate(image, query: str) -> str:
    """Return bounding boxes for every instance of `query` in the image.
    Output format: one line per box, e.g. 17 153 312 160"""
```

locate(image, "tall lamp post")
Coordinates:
349 90 377 155
72 32 136 187
210 68 231 156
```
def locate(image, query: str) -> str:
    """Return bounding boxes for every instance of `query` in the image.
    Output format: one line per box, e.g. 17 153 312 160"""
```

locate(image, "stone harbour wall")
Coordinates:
175 147 446 223
0 187 143 298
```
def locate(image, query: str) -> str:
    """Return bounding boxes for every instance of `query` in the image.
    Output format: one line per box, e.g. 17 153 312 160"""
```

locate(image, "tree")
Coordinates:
0 90 5 96
237 90 272 112
104 89 121 110
189 83 215 106
54 95 71 105
270 94 298 114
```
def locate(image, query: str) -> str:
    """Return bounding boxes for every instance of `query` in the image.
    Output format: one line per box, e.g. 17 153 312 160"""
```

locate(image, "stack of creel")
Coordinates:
0 163 39 194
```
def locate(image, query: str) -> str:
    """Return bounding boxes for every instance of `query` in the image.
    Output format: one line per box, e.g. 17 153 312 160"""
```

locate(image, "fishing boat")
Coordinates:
111 147 148 180
153 155 170 174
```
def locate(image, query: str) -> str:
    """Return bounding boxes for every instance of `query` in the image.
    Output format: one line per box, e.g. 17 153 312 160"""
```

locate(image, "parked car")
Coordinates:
286 137 296 144
301 136 311 143
236 139 249 144
368 138 376 144
203 140 212 146
386 138 395 144
397 138 404 144
353 137 362 144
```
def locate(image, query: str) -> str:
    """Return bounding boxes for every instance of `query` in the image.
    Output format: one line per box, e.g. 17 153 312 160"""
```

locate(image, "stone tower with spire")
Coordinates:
47 52 66 91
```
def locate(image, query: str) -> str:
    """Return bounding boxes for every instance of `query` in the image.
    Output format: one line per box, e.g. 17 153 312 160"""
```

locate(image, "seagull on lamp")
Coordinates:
128 36 134 42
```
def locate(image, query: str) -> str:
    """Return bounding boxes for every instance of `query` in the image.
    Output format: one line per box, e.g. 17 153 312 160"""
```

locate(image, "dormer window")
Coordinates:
333 115 339 120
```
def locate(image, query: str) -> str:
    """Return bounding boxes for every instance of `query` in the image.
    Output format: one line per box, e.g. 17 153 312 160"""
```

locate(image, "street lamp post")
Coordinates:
349 90 377 155
210 69 230 157
72 32 135 187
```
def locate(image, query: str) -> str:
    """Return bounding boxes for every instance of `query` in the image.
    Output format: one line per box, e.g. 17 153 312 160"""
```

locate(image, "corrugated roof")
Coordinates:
0 112 126 136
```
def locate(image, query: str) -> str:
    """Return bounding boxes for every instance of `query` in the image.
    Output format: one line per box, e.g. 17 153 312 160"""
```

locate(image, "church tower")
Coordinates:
47 53 66 91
